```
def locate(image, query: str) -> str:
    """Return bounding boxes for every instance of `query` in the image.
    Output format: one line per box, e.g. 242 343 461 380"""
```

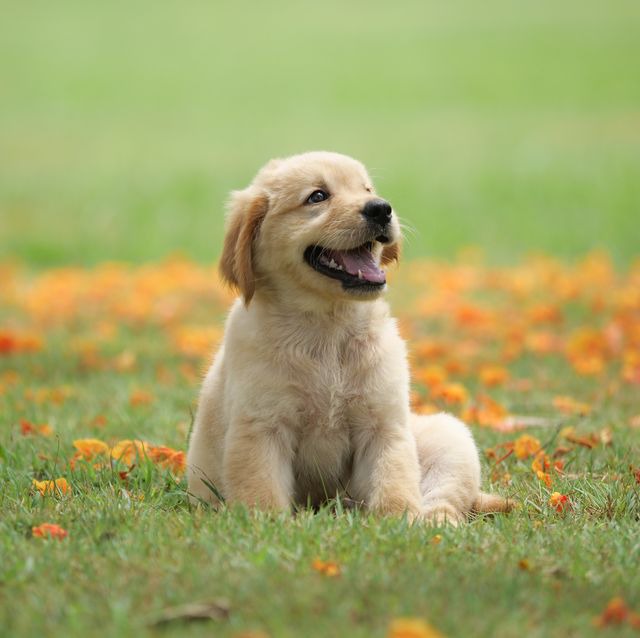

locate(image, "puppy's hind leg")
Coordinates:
411 412 484 525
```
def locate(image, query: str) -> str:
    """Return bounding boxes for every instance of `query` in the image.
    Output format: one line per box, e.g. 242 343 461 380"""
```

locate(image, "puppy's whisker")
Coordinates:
398 223 418 248
399 221 417 237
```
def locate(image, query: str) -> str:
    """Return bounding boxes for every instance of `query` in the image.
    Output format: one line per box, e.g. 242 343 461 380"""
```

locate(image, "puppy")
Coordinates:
187 151 510 523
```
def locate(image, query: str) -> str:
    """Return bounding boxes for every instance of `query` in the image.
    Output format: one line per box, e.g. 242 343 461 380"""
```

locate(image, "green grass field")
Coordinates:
2 1 639 265
1 2 640 637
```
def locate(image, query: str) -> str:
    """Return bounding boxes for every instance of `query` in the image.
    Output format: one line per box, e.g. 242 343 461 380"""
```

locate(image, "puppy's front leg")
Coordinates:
223 421 294 511
351 428 422 518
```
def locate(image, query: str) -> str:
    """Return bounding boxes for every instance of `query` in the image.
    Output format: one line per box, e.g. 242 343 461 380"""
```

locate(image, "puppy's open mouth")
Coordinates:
303 242 386 289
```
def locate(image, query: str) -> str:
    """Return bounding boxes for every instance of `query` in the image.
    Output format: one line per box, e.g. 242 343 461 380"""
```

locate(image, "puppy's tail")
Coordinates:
473 492 515 514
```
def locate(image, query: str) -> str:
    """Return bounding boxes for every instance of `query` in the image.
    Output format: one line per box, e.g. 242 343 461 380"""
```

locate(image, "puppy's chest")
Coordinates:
291 360 356 502
281 333 380 503
290 348 364 433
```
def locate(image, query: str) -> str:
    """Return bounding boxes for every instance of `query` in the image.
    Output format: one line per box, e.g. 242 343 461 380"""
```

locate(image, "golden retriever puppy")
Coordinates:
187 151 510 523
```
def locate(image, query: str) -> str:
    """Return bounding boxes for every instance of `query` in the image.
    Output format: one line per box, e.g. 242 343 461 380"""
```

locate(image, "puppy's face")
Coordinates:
220 152 401 304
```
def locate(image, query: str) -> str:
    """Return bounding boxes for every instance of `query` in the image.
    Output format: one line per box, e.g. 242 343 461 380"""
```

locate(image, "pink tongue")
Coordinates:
331 246 386 284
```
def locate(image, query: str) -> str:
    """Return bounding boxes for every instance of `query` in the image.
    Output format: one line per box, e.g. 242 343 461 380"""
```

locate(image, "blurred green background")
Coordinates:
2 0 639 266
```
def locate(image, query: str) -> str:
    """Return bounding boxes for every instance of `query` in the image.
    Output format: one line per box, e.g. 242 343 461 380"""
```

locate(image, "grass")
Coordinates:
2 1 640 636
1 256 639 637
2 1 640 265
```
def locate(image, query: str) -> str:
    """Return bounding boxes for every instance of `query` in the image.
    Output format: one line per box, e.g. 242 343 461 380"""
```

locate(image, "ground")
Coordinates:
2 256 639 637
1 1 639 637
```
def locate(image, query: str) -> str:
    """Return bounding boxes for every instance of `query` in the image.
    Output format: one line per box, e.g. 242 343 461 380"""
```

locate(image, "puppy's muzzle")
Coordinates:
362 199 393 242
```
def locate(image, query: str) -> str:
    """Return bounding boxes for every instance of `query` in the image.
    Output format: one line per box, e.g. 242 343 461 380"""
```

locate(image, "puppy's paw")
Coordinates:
421 504 466 526
473 491 516 514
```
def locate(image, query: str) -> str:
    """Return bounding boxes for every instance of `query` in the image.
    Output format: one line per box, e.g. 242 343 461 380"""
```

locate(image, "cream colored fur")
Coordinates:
187 151 510 523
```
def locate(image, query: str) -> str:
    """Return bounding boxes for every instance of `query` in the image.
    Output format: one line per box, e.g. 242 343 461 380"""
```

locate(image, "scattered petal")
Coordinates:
431 382 468 405
32 523 68 540
32 478 71 497
549 492 569 512
20 420 53 437
111 440 149 465
478 365 510 387
513 435 541 460
553 395 592 416
536 471 553 488
388 618 444 638
73 438 109 460
311 559 341 577
147 446 186 474
130 389 154 406
593 597 628 627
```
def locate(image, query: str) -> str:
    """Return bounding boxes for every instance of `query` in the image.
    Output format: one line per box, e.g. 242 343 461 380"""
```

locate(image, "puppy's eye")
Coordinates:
306 190 330 205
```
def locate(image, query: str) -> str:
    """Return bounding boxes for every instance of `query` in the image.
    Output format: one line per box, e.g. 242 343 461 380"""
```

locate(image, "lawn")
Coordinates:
1 2 640 637
2 1 639 265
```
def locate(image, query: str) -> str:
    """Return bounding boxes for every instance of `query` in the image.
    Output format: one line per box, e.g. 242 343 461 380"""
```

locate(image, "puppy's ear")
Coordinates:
381 241 400 266
219 187 269 305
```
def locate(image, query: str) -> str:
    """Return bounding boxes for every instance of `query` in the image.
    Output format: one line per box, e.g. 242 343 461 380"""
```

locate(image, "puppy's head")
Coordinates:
220 151 400 305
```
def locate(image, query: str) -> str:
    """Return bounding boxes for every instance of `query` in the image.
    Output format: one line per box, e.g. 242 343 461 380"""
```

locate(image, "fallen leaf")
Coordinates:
563 429 598 449
150 600 230 626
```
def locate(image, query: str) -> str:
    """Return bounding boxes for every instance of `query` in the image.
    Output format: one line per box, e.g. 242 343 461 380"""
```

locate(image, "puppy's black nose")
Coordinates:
362 199 392 226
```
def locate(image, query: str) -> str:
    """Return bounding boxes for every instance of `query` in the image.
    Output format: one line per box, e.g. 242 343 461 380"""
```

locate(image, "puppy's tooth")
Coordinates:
329 259 338 269
357 269 363 279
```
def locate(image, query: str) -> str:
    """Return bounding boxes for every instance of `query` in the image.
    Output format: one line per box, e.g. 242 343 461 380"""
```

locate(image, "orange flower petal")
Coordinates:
111 439 149 465
388 618 444 638
549 492 569 512
73 438 109 460
513 435 541 460
32 478 71 497
594 597 628 627
32 523 68 540
311 558 341 577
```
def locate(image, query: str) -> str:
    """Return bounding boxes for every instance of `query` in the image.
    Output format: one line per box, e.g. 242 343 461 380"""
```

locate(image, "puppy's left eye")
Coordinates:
306 190 330 205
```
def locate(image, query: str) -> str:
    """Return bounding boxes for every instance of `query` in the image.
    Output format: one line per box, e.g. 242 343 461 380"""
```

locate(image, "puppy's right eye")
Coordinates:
306 190 330 205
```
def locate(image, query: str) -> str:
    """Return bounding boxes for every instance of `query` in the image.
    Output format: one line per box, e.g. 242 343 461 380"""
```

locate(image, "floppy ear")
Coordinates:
381 241 400 266
219 188 269 305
